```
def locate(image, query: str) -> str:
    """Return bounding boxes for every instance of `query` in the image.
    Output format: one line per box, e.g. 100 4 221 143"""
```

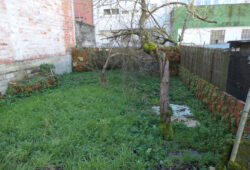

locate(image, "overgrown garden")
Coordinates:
0 71 232 169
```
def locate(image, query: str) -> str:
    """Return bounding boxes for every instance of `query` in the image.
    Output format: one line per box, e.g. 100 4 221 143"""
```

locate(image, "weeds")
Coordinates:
0 71 231 169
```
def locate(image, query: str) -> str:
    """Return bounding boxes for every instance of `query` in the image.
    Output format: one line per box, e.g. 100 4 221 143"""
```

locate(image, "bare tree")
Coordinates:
100 49 120 86
93 0 216 140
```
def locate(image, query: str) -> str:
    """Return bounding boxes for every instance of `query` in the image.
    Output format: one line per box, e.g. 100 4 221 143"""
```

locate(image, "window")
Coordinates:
104 9 111 15
241 29 250 40
111 9 119 14
210 30 225 44
122 10 129 14
104 9 119 15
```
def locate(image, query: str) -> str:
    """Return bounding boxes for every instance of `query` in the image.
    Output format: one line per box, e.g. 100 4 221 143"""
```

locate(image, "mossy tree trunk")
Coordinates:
159 51 173 140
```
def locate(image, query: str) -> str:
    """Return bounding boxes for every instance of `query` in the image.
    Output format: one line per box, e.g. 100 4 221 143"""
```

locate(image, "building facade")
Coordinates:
93 0 169 47
74 0 96 47
172 2 250 46
0 0 75 94
174 0 250 5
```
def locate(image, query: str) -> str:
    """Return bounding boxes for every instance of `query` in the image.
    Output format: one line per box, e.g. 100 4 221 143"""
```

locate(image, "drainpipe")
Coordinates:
72 0 76 46
91 0 94 25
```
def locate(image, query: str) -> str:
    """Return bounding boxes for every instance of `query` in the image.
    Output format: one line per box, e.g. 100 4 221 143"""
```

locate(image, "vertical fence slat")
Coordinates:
180 46 230 90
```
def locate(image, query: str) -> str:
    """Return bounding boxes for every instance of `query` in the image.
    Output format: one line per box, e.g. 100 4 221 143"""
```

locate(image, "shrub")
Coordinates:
39 64 55 74
6 74 58 97
72 47 157 74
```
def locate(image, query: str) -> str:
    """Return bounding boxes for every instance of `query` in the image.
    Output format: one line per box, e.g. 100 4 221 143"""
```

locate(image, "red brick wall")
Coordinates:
74 0 93 25
179 66 249 135
0 0 75 65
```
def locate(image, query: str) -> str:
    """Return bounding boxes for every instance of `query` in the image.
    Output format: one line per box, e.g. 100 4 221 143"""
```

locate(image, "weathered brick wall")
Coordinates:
179 66 249 135
74 0 93 25
0 0 75 94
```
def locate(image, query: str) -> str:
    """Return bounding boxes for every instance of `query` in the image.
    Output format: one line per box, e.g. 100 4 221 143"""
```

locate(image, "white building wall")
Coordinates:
93 0 250 47
93 0 168 47
173 0 250 5
178 26 250 45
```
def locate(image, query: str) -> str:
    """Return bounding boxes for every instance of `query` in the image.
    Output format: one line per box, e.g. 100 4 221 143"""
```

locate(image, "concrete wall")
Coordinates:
172 3 250 44
75 20 96 47
74 0 93 25
0 0 75 94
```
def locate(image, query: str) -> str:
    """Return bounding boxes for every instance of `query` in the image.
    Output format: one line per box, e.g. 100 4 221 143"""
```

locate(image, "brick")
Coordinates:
236 100 245 111
236 118 241 127
233 109 241 119
228 105 235 114
220 105 228 115
0 0 75 94
208 104 213 112
0 0 75 65
74 0 93 25
225 93 232 103
244 121 250 135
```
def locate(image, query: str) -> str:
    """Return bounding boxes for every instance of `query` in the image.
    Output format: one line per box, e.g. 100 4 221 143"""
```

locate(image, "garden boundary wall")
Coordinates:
72 48 180 76
180 46 230 91
71 48 157 73
179 66 249 135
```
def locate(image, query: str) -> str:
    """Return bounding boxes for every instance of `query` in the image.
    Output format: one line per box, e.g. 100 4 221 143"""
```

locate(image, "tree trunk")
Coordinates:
139 0 147 46
100 55 112 86
159 56 173 140
100 52 120 86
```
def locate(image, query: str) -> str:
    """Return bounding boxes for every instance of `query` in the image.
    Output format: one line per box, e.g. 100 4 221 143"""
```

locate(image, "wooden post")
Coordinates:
230 88 250 162
159 50 173 140
209 51 215 83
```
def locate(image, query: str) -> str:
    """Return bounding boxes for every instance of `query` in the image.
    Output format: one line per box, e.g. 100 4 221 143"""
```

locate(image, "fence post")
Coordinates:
209 51 215 83
230 88 250 162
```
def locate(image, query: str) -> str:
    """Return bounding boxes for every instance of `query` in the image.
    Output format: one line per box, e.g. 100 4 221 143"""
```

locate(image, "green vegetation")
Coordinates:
0 71 232 169
39 64 55 74
6 75 58 97
144 41 157 53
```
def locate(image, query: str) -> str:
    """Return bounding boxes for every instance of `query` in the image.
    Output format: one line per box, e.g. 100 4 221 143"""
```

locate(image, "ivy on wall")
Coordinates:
179 66 249 135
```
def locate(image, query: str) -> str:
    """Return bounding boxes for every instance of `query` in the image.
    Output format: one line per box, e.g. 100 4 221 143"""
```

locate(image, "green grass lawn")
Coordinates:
0 71 232 169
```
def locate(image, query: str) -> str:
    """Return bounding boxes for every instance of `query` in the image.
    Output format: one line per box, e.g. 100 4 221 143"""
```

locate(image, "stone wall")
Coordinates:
75 20 96 47
0 0 75 95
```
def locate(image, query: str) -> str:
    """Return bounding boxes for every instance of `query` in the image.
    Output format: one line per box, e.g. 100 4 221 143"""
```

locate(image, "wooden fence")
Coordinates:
180 46 230 90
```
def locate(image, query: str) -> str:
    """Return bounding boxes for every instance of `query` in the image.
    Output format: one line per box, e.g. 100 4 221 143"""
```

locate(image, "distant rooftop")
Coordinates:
228 40 250 43
203 43 230 49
